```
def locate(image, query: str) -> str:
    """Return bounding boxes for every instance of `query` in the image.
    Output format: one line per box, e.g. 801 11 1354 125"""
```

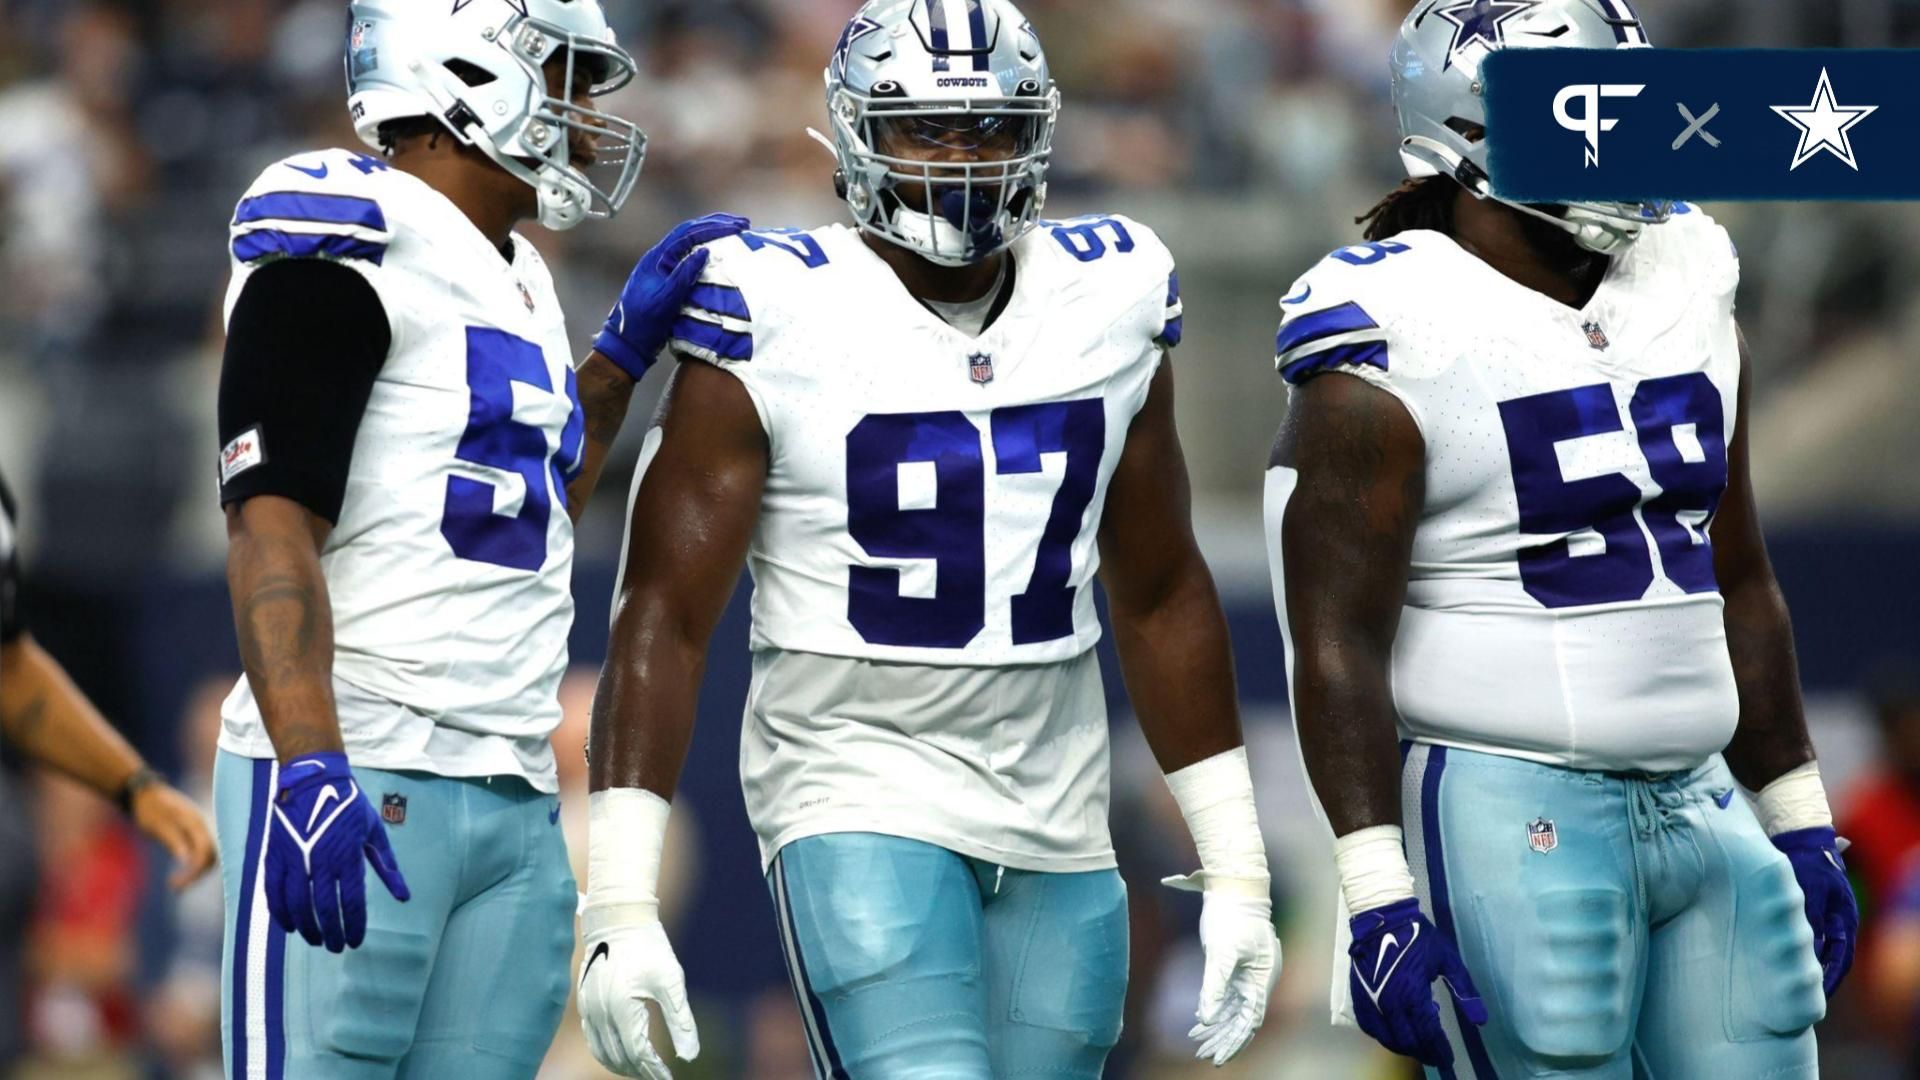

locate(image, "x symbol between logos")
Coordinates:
1674 102 1722 149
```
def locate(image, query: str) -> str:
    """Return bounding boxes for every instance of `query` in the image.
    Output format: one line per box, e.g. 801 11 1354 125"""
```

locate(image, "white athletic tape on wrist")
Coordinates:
584 787 670 922
1332 824 1417 915
1754 761 1834 837
1164 747 1271 884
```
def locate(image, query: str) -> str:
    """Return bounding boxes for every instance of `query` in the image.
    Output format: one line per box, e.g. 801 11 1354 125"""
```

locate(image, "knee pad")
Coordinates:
1476 887 1635 1069
311 928 433 1061
1728 857 1825 1039
1003 880 1128 1051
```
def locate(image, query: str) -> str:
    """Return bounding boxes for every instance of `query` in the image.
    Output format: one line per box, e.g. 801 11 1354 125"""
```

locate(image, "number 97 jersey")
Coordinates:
665 216 1181 667
1266 206 1743 775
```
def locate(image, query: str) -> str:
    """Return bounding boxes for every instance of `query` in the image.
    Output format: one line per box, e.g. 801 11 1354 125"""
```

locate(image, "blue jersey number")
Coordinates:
845 400 1107 648
1497 372 1726 609
1049 217 1135 262
741 229 829 268
442 328 583 572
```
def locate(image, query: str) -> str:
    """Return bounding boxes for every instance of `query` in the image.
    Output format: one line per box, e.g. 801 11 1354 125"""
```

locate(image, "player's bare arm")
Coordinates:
1272 371 1422 838
225 495 342 761
1716 323 1857 995
564 351 638 522
1097 356 1243 773
590 360 767 799
1098 355 1280 1064
0 634 215 887
1717 326 1815 791
577 358 764 1077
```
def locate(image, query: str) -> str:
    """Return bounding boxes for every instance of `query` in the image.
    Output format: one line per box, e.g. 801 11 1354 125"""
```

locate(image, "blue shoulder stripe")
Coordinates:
1159 316 1184 348
1279 340 1388 385
1275 301 1378 356
687 283 750 322
1165 270 1181 307
234 192 386 232
671 315 753 361
232 231 386 265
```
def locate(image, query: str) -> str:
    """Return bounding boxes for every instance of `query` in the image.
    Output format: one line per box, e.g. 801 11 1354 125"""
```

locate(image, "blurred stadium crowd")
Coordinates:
0 0 1917 1077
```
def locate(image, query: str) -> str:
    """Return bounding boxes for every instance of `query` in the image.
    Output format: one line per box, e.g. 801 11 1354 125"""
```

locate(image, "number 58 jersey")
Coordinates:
216 148 584 792
1266 207 1744 775
672 218 1180 667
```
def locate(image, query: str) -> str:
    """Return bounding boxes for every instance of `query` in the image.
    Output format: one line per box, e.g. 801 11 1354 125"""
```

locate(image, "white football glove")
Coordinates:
579 789 699 1079
1163 873 1280 1066
1162 747 1279 1067
578 904 701 1079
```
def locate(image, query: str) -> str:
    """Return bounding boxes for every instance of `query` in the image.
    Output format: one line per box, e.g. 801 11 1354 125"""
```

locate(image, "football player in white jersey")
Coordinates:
1267 2 1856 1077
210 2 743 1076
575 2 1279 1077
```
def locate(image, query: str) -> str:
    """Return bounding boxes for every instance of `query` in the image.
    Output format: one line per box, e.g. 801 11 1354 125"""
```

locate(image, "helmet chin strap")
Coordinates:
1400 134 1643 257
888 204 981 267
536 172 590 231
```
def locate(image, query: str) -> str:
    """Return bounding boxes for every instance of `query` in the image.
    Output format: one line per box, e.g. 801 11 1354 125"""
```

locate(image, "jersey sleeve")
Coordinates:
1271 241 1432 436
666 232 791 441
668 245 755 367
227 151 396 277
1 471 24 644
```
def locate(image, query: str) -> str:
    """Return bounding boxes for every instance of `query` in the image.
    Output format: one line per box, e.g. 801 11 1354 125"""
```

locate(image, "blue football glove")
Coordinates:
1348 898 1488 1069
1772 826 1858 996
593 213 751 380
267 752 410 953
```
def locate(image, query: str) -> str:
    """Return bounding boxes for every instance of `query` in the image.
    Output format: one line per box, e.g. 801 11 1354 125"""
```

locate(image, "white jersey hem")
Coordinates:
757 817 1117 876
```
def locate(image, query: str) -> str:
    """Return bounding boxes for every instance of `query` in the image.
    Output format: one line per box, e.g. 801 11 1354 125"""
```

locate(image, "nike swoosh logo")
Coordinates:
582 941 610 984
549 804 561 825
1281 284 1313 305
1358 922 1419 1004
306 785 342 833
1714 789 1735 809
286 161 329 179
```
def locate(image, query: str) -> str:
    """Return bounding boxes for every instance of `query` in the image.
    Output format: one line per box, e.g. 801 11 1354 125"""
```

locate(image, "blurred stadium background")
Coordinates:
0 0 1917 1077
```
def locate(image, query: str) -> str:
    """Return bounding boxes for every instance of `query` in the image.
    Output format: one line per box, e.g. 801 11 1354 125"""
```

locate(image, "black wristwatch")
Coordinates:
115 765 161 816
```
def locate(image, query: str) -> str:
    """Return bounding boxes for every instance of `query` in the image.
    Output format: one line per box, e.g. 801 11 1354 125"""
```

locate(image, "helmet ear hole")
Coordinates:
444 59 497 87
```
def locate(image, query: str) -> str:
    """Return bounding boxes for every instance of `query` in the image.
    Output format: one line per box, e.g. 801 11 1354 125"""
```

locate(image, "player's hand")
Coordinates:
579 904 701 1079
1772 826 1858 995
265 752 409 953
1163 871 1280 1066
129 781 216 889
594 212 751 380
1347 897 1487 1069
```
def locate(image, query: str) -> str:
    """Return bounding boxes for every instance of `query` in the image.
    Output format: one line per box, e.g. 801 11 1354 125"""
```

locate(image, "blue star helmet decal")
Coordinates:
831 15 885 80
1434 0 1537 69
452 0 529 15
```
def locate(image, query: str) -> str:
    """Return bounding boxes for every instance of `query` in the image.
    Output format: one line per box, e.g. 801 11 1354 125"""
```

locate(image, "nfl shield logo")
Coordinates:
381 793 407 826
1527 817 1557 854
518 282 536 314
1582 320 1610 351
968 352 994 386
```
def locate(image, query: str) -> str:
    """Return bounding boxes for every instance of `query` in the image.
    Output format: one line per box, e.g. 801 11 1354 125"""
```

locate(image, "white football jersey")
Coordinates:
1265 206 1743 774
217 148 583 792
636 216 1180 868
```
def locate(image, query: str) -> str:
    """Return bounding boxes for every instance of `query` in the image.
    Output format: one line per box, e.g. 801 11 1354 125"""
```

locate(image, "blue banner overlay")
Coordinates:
1483 49 1918 201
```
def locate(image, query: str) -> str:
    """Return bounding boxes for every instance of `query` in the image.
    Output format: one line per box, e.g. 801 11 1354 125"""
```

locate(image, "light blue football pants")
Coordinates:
768 832 1129 1079
216 750 576 1079
1401 744 1826 1079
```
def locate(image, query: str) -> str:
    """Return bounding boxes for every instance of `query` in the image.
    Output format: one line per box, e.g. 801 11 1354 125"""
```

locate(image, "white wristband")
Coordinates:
1164 747 1270 884
1754 762 1833 837
1332 824 1417 915
583 788 670 929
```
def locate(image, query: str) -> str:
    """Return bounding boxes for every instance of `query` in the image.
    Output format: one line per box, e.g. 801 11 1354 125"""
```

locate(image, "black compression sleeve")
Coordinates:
0 471 22 644
218 258 391 523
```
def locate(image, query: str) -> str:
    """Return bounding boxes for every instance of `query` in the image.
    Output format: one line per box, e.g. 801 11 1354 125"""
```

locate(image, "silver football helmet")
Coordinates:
346 0 644 231
821 0 1059 266
1391 0 1670 254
